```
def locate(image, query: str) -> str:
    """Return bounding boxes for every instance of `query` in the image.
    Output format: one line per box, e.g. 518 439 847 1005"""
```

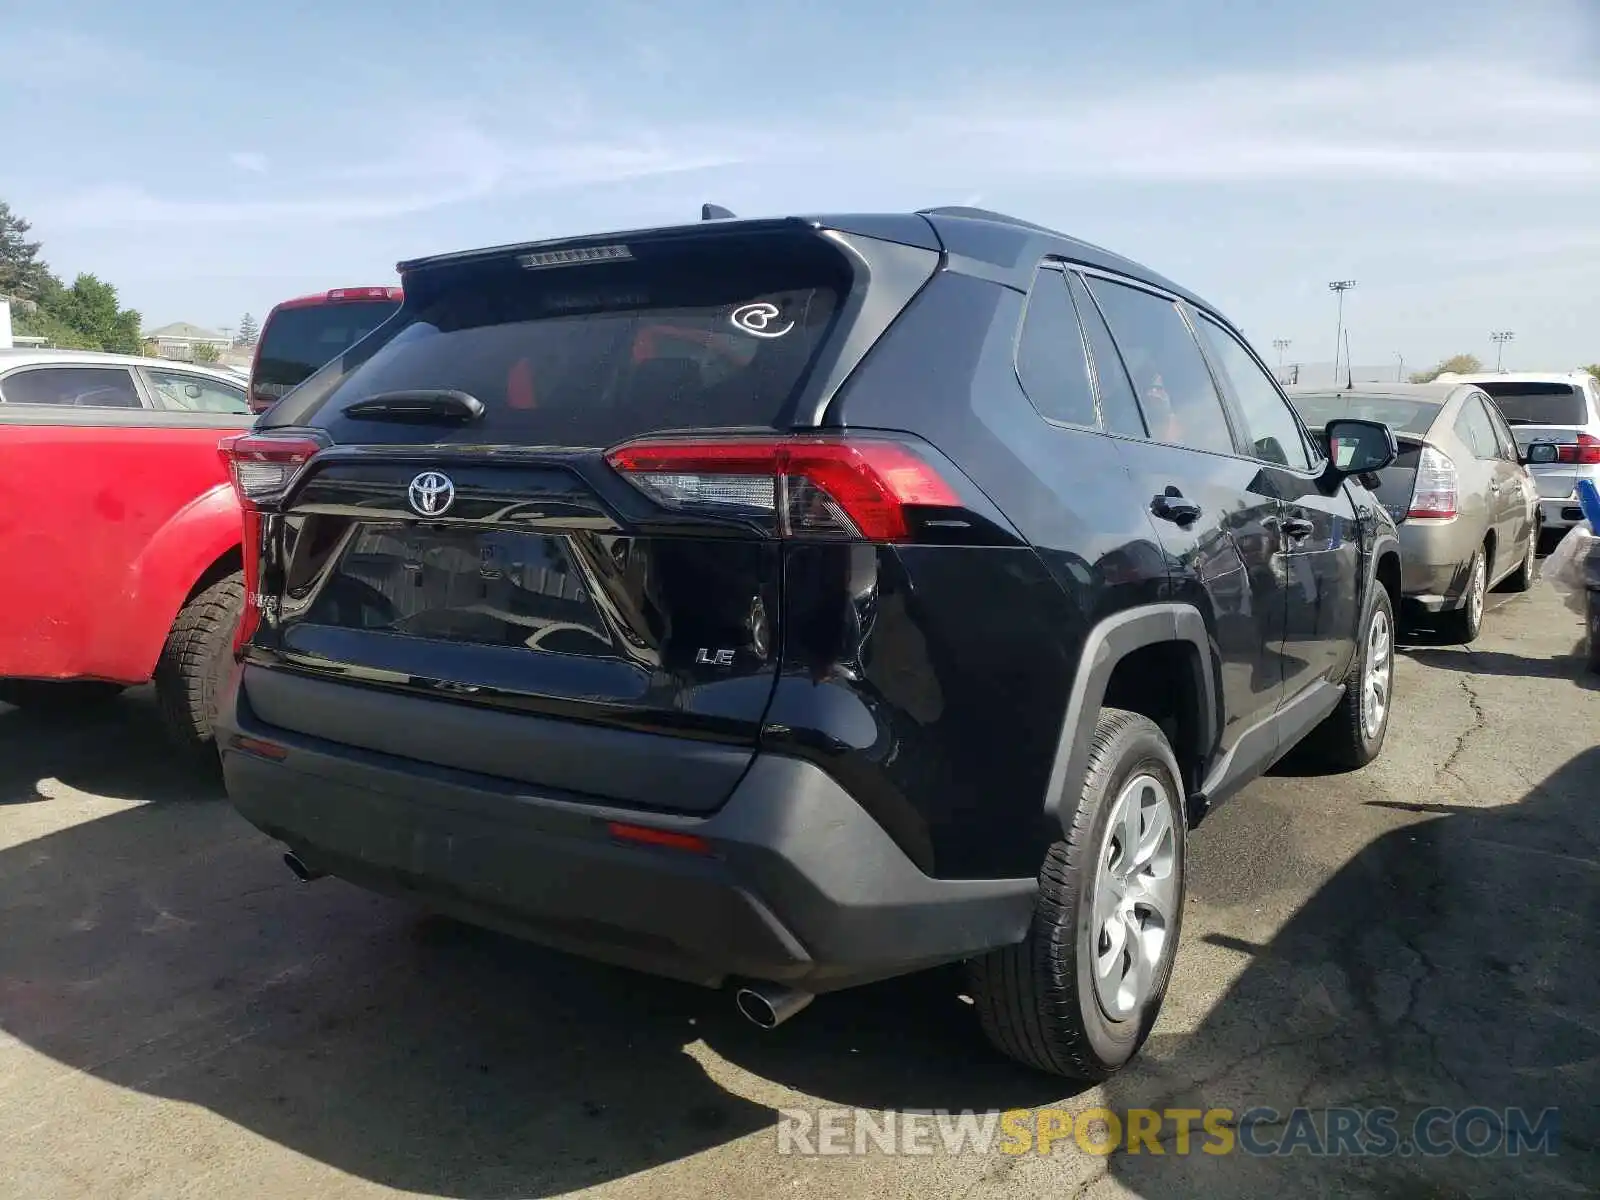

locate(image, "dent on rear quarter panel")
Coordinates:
108 482 242 680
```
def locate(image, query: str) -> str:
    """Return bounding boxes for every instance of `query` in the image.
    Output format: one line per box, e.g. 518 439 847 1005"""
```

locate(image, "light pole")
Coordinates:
1272 338 1291 369
1491 330 1514 371
1329 281 1356 385
1395 351 1404 382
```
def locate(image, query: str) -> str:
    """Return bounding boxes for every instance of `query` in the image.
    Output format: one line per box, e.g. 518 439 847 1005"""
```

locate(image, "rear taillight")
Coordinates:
1408 445 1459 520
219 431 326 508
605 435 962 542
219 431 326 656
1556 433 1600 465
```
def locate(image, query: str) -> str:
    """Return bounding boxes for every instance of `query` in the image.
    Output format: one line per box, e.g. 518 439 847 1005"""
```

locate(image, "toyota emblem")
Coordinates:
408 471 456 517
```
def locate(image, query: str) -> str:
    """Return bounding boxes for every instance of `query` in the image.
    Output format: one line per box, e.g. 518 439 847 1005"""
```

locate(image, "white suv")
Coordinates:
1438 371 1600 535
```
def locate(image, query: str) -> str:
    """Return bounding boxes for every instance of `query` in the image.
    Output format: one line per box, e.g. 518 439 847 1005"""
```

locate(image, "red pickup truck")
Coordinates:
0 349 253 757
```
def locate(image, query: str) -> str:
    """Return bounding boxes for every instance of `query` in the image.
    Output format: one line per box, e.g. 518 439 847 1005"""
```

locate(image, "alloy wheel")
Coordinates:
1361 605 1392 741
1091 773 1179 1020
1468 552 1487 630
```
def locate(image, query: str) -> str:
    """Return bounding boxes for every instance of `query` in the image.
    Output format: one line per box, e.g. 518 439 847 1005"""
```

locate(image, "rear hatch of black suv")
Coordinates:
224 219 946 814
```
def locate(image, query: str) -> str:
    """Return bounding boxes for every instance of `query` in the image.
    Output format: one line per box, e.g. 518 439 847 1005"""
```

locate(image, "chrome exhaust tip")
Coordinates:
283 851 324 883
734 982 814 1029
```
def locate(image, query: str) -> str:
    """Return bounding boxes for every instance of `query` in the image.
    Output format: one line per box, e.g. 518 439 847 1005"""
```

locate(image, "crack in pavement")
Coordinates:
1439 670 1487 784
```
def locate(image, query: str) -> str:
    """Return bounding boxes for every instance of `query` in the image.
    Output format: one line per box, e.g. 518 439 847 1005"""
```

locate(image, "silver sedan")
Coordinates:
1290 382 1540 643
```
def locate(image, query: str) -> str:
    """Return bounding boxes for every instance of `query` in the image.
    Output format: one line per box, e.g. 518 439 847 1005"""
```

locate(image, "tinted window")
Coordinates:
1086 278 1235 455
1456 397 1500 460
294 234 848 447
1014 266 1096 426
254 300 400 397
1482 400 1519 461
1066 272 1146 438
1474 381 1588 426
1195 316 1310 468
0 366 140 408
146 368 250 414
1290 393 1441 437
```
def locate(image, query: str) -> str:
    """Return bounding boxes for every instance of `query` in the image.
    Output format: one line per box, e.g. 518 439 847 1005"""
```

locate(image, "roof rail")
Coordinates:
916 206 1060 235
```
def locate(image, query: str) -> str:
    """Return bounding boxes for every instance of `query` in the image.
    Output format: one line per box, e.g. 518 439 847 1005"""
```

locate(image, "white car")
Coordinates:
0 349 251 415
1437 370 1600 537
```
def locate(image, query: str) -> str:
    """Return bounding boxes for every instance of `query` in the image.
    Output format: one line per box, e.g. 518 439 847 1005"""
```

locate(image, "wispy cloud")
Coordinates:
817 59 1600 184
228 152 269 174
53 119 745 229
42 53 1600 233
1 28 152 89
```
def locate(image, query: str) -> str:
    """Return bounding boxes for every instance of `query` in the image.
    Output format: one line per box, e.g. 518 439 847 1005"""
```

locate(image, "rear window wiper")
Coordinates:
340 389 485 424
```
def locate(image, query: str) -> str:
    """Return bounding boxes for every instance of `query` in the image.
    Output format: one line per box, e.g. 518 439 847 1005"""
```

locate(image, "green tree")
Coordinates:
235 312 258 346
1581 363 1600 380
1409 353 1484 384
42 273 143 354
0 200 53 301
12 306 97 349
192 342 221 363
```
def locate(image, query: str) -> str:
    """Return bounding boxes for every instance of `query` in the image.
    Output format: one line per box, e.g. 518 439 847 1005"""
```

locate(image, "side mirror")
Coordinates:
1523 441 1560 466
1325 418 1398 477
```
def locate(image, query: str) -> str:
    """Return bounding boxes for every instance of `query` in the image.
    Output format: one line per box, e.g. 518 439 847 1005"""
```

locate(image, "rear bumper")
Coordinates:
1396 519 1479 611
1541 497 1588 529
218 676 1036 993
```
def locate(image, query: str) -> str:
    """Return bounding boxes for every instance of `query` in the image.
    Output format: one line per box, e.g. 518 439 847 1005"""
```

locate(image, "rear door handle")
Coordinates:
1151 487 1202 526
1282 516 1315 541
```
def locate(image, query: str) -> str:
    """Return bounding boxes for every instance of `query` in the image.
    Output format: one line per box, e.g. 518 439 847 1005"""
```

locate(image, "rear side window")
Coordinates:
1456 396 1504 461
1194 315 1311 469
146 368 249 414
1014 265 1096 427
255 300 399 396
296 234 849 447
1475 381 1589 426
1065 272 1146 438
1086 277 1236 456
0 366 141 408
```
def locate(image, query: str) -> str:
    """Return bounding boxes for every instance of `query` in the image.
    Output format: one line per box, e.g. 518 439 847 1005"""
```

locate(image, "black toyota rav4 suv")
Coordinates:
218 207 1401 1078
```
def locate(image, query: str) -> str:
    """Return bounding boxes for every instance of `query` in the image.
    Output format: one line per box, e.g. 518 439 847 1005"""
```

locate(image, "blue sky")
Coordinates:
3 0 1598 371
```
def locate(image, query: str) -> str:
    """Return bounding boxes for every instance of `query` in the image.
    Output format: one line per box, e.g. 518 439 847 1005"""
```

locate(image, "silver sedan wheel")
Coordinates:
1361 605 1392 741
1468 552 1487 630
1091 773 1179 1021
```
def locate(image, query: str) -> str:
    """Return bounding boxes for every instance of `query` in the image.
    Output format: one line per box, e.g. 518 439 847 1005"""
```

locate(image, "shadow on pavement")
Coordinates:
0 715 1062 1198
1402 643 1599 689
1101 746 1600 1195
0 689 222 805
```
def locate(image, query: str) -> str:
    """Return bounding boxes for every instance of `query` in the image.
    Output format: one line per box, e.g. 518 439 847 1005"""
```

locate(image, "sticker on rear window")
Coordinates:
730 302 794 339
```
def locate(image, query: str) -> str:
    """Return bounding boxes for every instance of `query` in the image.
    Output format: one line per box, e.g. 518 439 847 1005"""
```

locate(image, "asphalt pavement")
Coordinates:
1 581 1596 1199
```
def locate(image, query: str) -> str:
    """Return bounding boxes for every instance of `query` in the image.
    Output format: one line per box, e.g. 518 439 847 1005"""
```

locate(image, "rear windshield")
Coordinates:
278 233 849 446
254 300 400 396
1289 393 1440 437
1473 381 1589 426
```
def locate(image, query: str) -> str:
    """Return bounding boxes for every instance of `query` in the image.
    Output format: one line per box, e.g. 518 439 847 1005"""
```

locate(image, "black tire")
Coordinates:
0 679 124 713
1587 592 1600 675
1503 523 1539 593
152 572 242 761
1305 584 1395 771
1438 545 1487 644
968 708 1186 1080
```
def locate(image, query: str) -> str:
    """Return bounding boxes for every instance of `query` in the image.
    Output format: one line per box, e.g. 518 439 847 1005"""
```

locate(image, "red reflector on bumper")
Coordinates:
229 735 288 762
606 821 711 855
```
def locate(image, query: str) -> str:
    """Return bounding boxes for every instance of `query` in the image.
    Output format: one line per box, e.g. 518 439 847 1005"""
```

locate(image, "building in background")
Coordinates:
142 321 232 361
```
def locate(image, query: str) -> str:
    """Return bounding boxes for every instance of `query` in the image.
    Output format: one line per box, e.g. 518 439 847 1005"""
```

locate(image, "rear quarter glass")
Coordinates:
282 232 853 449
